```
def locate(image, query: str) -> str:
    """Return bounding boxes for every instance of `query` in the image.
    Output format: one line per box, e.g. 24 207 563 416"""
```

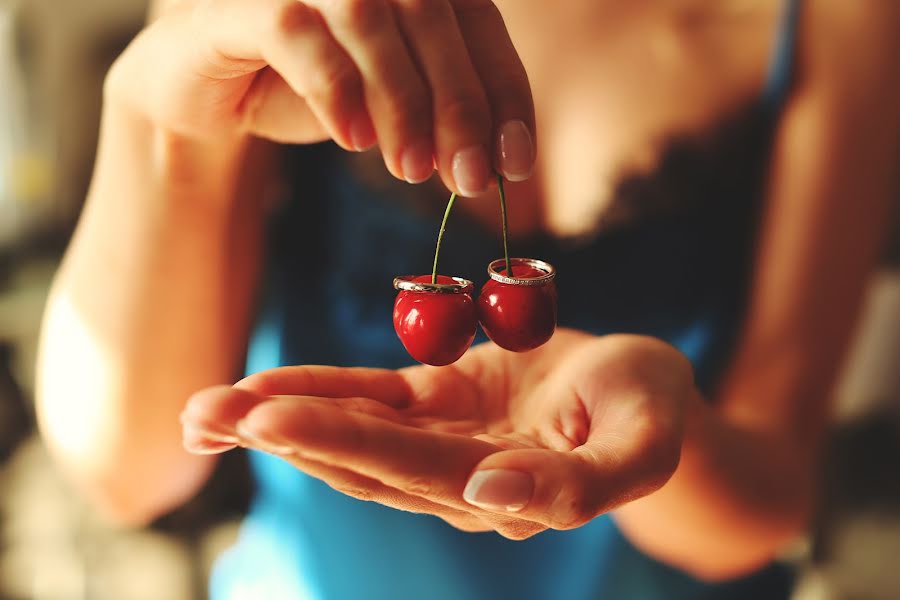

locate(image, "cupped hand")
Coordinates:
181 330 697 539
108 0 535 195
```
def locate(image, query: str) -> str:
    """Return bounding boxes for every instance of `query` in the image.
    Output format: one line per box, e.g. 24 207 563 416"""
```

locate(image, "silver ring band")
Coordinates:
393 275 474 294
487 258 556 286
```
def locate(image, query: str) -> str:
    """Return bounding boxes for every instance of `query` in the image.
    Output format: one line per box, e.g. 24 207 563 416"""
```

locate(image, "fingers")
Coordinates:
236 398 499 507
256 2 375 150
278 449 493 534
181 387 494 533
121 0 534 186
453 1 535 181
181 384 409 453
391 0 492 194
462 433 681 531
313 0 435 181
240 68 331 144
236 365 414 409
271 439 486 529
180 385 264 453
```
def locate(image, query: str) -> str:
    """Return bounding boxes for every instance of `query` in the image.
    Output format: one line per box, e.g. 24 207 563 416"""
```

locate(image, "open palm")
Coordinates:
182 329 695 539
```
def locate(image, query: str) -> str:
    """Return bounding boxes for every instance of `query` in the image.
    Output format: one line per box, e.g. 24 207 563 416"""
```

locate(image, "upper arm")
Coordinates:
716 1 900 438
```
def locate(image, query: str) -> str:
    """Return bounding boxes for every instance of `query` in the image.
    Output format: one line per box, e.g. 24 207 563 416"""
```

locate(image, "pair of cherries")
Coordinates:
393 258 558 366
392 176 558 366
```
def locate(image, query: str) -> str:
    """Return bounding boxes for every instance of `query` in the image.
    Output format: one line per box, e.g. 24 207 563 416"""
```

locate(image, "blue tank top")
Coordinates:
211 2 801 598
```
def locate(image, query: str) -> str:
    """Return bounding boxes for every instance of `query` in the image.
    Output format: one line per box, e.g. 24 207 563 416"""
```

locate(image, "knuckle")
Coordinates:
396 0 449 22
549 486 594 531
270 1 319 39
384 84 431 131
307 60 358 101
437 94 490 131
398 476 434 497
329 0 387 34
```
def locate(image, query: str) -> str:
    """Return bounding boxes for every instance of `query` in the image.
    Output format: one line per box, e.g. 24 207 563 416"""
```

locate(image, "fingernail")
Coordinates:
349 116 376 152
179 412 240 445
182 424 239 455
452 145 491 197
235 420 295 456
498 120 534 182
463 469 533 512
401 140 434 183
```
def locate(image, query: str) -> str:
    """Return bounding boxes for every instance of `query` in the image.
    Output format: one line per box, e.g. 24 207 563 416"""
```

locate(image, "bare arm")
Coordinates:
36 0 535 525
35 102 268 525
614 1 900 580
35 0 264 527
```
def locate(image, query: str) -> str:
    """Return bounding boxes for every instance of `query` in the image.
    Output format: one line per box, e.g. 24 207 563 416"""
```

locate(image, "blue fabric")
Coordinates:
211 2 801 598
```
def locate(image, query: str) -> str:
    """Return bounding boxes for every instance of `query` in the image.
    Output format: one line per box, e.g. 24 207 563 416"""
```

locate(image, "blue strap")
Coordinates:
761 0 802 114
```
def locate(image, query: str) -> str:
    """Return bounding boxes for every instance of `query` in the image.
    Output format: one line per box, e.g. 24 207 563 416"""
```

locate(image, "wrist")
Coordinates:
93 97 253 213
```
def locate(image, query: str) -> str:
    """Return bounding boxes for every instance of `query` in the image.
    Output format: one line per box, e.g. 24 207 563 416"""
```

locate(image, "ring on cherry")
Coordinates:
393 175 558 366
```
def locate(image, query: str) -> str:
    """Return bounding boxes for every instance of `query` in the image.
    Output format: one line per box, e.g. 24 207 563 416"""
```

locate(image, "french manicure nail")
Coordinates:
235 421 295 456
401 140 434 183
498 120 534 182
452 145 491 197
463 469 533 512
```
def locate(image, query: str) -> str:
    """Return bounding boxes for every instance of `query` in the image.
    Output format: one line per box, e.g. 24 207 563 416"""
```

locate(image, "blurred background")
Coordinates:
0 1 252 598
0 0 897 598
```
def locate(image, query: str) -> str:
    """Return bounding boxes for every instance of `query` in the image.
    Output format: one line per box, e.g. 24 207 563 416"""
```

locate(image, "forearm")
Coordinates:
36 100 264 524
613 2 900 576
614 389 818 581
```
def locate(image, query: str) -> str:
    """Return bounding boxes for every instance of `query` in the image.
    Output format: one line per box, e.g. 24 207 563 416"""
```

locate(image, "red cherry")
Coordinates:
478 259 557 352
393 275 477 366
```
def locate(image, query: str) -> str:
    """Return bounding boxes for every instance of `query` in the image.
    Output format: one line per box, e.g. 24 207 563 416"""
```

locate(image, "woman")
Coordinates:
36 0 899 598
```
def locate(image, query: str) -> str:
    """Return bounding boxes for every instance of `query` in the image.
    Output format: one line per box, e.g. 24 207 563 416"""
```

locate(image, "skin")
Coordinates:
36 0 899 582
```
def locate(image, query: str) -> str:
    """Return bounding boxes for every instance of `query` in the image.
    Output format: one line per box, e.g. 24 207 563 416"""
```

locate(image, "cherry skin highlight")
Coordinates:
478 264 557 352
393 275 477 366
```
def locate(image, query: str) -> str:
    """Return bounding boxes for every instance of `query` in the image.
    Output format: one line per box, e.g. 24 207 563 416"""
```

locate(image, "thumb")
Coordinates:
462 440 679 531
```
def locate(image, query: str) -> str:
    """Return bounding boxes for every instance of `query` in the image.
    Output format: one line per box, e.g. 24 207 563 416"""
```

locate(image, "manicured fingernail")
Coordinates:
349 116 376 152
452 145 491 197
401 140 434 183
498 120 534 182
182 422 239 455
235 420 295 456
463 469 533 512
179 412 240 445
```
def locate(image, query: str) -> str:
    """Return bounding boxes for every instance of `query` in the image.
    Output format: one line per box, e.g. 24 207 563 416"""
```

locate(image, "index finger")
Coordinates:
236 365 414 409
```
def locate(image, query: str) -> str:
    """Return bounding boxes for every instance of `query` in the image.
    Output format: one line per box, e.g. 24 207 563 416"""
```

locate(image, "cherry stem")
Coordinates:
496 173 512 276
431 192 457 285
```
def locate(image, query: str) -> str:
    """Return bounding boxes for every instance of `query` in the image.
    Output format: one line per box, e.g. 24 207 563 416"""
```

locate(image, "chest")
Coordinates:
479 1 780 236
350 1 782 238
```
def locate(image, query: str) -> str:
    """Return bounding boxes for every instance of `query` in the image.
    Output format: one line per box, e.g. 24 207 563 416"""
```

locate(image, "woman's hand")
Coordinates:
107 0 535 195
181 330 696 539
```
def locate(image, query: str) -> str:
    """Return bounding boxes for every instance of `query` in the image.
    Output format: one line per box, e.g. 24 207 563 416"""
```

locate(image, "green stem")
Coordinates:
496 174 512 276
431 192 458 285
